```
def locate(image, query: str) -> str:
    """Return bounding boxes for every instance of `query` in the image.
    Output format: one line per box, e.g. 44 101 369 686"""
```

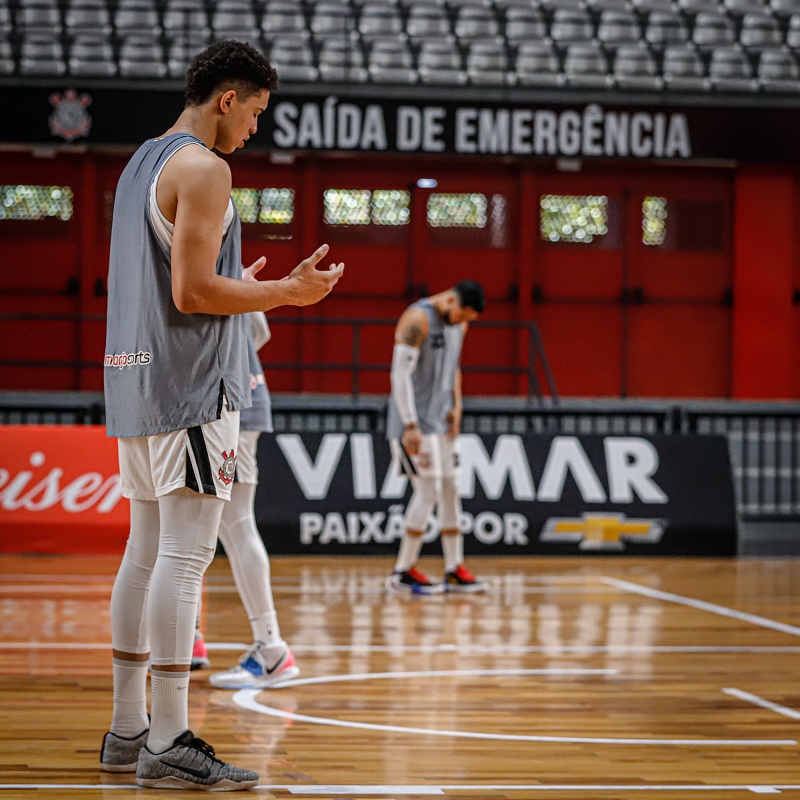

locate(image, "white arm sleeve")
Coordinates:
249 312 271 350
391 343 420 426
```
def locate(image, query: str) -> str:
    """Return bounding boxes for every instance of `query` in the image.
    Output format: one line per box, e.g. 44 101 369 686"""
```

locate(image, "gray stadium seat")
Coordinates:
466 39 509 84
262 2 308 39
115 0 161 38
740 12 783 50
505 7 547 46
455 7 500 42
662 44 709 89
212 1 258 38
270 36 318 80
359 5 404 40
311 2 356 38
418 39 467 84
119 36 167 77
0 34 13 74
646 11 689 50
550 9 594 46
564 42 613 87
0 3 11 37
678 0 721 12
69 34 116 76
588 0 629 11
724 0 767 13
65 0 111 39
633 0 678 11
541 0 585 10
597 10 641 50
163 0 209 42
448 0 492 9
787 14 800 46
692 12 735 50
758 46 800 89
514 40 564 86
613 42 663 89
20 33 66 75
709 44 758 89
167 39 197 77
771 0 800 15
407 4 452 41
17 2 62 36
367 38 417 82
318 39 369 81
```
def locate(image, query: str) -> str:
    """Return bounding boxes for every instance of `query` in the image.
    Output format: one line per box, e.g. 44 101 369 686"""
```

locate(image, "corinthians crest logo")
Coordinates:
49 89 92 142
219 449 236 486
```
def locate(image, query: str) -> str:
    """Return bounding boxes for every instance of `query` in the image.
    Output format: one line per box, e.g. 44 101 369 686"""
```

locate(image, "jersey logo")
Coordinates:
540 513 665 552
429 333 445 349
219 449 236 485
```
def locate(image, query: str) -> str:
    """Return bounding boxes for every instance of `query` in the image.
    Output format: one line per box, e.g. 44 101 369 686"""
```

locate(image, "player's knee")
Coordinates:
405 478 438 531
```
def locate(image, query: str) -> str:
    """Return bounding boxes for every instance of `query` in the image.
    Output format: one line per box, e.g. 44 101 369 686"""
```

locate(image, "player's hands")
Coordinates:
285 244 344 306
401 423 422 456
446 406 462 438
242 256 266 282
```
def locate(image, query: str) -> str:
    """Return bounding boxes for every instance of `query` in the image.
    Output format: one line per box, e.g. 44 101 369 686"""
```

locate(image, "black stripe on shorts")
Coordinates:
186 425 217 496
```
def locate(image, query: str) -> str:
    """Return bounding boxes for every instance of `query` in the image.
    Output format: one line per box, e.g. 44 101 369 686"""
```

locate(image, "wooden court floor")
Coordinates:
3 554 800 799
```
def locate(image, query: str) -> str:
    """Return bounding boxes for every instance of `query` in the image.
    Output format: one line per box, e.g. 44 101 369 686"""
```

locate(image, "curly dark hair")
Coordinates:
454 280 486 313
185 40 279 106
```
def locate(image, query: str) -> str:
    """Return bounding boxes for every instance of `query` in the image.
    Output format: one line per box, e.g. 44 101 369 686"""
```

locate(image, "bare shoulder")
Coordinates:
170 145 230 195
395 306 429 347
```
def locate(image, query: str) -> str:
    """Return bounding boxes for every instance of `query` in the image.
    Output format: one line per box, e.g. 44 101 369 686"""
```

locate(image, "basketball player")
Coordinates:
385 281 487 595
101 40 343 790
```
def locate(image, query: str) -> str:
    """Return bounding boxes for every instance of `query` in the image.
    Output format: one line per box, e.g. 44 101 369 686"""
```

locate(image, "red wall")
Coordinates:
0 151 796 399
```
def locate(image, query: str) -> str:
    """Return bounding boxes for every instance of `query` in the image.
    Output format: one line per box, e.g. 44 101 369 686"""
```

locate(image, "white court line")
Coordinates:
1 784 798 794
234 682 797 746
601 577 800 638
723 688 800 721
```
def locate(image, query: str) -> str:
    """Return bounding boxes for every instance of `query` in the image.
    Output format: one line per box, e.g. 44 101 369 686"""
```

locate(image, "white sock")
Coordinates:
148 669 190 754
394 533 424 572
441 532 463 574
110 658 149 738
252 610 281 647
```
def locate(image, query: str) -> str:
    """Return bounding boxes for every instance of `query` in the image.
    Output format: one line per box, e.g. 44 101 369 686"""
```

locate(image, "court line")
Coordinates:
723 688 800 721
601 577 800 638
234 680 797 746
1 784 798 794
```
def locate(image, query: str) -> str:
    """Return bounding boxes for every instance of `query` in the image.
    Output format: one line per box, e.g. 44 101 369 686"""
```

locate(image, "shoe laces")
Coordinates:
453 564 476 582
406 566 432 584
187 735 216 759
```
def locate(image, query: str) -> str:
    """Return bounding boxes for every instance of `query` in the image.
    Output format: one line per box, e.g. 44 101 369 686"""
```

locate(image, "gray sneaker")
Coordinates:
100 728 149 773
136 730 260 791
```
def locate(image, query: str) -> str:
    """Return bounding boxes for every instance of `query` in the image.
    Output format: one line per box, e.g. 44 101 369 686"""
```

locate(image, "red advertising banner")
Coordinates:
0 425 129 554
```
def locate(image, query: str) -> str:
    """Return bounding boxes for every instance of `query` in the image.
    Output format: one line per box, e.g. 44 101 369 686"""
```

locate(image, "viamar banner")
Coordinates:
254 433 738 556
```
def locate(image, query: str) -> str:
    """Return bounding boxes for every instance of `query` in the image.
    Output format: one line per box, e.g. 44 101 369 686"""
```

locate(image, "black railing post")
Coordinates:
352 321 361 402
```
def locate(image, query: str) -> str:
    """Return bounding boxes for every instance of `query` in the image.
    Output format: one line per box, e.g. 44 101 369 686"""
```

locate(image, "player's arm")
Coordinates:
446 322 467 437
169 150 343 314
392 307 428 455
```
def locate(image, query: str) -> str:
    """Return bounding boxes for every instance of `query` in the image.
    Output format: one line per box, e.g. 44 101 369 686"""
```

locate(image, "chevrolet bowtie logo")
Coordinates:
540 513 666 552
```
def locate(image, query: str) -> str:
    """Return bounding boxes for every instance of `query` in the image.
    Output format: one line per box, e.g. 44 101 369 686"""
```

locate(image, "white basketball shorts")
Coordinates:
234 430 261 486
391 432 460 481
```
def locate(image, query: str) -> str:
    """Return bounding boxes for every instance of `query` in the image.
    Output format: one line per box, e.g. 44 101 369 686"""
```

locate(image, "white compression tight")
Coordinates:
217 482 280 645
110 488 224 665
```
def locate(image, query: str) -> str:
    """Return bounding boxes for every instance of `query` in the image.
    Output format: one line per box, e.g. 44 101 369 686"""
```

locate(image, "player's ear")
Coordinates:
219 90 236 114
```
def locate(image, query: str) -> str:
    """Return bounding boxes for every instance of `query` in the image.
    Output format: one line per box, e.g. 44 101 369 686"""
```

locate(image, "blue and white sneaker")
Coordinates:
209 641 299 690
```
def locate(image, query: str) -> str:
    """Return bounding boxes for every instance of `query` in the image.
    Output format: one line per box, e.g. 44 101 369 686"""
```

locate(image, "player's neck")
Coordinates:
429 291 456 319
160 107 218 150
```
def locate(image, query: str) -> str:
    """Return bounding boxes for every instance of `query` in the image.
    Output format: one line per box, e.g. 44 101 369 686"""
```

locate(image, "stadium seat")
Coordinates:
163 0 209 42
0 34 13 74
564 41 613 87
119 35 167 77
448 0 492 9
692 12 736 50
662 44 709 89
633 0 679 11
724 0 767 13
588 0 630 11
359 4 404 40
645 11 689 50
455 6 500 43
311 2 356 38
65 0 111 39
407 4 452 41
212 1 259 39
17 2 62 36
758 46 800 89
541 0 585 10
20 33 65 75
514 39 564 86
550 9 594 46
0 4 11 37
270 36 318 80
466 39 509 84
318 38 369 81
418 39 467 84
69 34 116 76
597 10 642 50
739 12 783 49
787 14 800 46
115 0 161 39
505 7 547 48
771 0 800 16
262 2 309 39
678 0 722 13
367 37 417 83
709 44 758 89
613 42 663 89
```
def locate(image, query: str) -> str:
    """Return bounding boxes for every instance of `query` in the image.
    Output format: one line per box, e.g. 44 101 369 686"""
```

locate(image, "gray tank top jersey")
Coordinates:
387 299 463 439
240 334 272 433
104 133 249 437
